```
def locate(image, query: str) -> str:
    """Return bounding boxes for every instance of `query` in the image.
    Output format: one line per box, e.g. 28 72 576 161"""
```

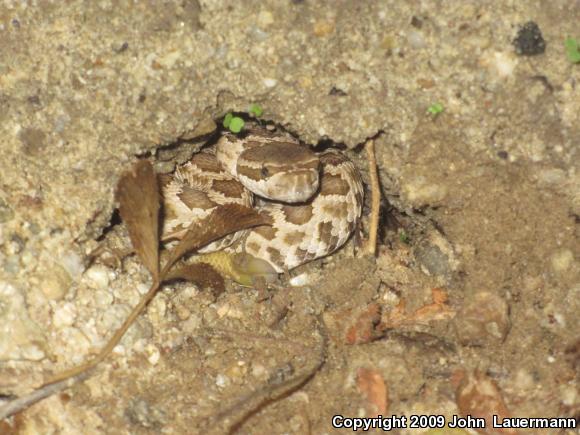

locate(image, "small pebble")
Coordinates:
215 374 230 388
53 302 77 328
454 291 511 345
216 302 243 319
175 304 191 321
92 289 114 308
257 10 274 27
485 51 517 79
407 30 426 49
85 264 113 288
289 273 310 287
60 250 85 278
145 343 160 365
513 21 545 56
263 78 277 88
0 282 46 361
41 264 73 301
251 363 267 380
136 283 150 295
402 176 448 206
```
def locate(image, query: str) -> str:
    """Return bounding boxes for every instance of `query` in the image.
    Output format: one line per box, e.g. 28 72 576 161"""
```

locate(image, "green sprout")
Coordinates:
223 113 233 128
398 230 410 244
249 103 263 117
222 113 245 133
565 37 580 63
427 102 444 116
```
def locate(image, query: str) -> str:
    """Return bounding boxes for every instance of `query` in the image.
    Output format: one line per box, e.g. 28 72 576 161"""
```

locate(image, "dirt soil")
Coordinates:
0 1 578 434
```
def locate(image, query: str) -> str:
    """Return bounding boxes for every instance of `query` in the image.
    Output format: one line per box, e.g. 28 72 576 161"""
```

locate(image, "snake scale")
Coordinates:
160 128 364 274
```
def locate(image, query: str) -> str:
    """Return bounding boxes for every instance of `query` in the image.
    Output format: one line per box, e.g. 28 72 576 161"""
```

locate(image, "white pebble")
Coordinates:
145 343 160 365
92 289 114 308
251 363 267 379
53 302 77 328
60 250 85 278
136 283 150 295
263 78 277 88
289 273 310 287
481 51 517 79
407 30 426 49
85 265 113 289
215 374 229 388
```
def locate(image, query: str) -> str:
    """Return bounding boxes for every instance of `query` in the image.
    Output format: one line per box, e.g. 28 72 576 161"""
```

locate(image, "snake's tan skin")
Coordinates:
161 128 364 274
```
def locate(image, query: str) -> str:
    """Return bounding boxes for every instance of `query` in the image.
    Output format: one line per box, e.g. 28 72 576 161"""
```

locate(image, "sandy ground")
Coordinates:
0 1 578 434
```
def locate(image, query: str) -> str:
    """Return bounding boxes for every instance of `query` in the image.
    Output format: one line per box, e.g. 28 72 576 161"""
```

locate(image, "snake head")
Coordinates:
237 142 320 203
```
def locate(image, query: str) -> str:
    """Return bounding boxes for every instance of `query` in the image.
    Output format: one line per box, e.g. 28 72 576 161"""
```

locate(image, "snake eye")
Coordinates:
261 166 270 178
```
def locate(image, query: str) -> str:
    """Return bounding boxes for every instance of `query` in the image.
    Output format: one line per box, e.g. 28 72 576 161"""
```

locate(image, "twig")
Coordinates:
205 315 329 435
0 371 91 420
365 138 381 256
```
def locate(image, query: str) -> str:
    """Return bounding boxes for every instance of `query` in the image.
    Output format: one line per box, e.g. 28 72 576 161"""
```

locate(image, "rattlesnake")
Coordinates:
160 128 364 274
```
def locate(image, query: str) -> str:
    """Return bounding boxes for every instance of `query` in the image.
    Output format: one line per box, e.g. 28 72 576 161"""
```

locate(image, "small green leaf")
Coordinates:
565 37 580 63
249 103 263 117
228 117 245 133
427 102 444 115
398 230 410 244
223 113 233 128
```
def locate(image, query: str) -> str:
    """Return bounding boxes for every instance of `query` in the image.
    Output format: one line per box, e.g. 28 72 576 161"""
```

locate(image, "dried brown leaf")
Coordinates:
116 160 160 281
356 367 388 416
164 263 225 296
161 204 271 278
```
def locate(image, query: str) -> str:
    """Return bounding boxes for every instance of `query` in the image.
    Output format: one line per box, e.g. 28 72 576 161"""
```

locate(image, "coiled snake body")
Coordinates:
161 129 364 274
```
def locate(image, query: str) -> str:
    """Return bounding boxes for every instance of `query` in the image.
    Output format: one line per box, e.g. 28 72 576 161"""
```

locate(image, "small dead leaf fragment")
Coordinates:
410 288 455 324
164 263 225 296
380 288 455 330
116 160 160 281
455 370 516 435
380 300 408 329
162 204 270 278
356 367 388 416
345 303 381 345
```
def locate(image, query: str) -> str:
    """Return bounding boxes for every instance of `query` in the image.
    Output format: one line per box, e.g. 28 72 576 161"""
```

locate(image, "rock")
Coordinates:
41 263 73 301
85 264 114 289
513 21 545 56
414 230 458 281
402 175 448 207
52 302 77 328
0 281 46 361
454 291 511 345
